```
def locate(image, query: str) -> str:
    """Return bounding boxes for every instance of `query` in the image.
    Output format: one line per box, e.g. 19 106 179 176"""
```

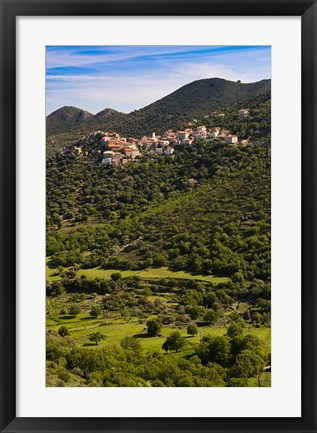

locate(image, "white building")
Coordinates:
177 131 189 141
210 127 221 138
103 151 115 158
238 109 249 117
132 149 140 158
100 136 112 145
225 135 238 145
181 137 194 145
165 146 174 155
159 140 170 147
155 147 164 155
193 126 207 140
101 157 113 165
195 125 207 134
195 133 207 140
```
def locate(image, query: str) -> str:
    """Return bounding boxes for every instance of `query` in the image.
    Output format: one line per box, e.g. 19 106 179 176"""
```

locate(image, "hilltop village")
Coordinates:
63 108 253 167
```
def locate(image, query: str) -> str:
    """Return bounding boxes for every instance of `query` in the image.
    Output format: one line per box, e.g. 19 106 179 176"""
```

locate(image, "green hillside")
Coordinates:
46 107 94 158
47 142 270 283
137 77 270 124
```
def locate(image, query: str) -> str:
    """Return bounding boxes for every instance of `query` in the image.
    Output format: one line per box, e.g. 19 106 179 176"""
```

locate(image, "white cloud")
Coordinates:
46 48 271 114
46 46 211 69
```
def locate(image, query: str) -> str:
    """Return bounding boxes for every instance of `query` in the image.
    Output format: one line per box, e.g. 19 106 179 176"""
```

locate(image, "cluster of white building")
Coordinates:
67 107 251 165
139 132 174 156
99 134 140 166
174 107 250 145
174 124 249 146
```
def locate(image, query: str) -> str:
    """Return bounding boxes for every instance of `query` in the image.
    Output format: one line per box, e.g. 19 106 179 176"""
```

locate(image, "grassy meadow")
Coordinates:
46 261 229 284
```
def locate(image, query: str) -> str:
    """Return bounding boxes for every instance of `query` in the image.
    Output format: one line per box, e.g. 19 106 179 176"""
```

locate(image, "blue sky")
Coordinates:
46 45 271 115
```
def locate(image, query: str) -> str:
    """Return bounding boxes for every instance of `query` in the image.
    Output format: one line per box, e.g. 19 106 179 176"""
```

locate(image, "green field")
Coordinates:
47 313 270 352
47 293 271 353
46 262 229 284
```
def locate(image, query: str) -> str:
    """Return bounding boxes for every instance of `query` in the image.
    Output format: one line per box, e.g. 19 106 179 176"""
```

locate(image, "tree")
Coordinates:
153 253 166 267
89 306 102 319
230 349 265 378
120 336 142 353
69 304 81 316
162 331 186 352
197 336 231 366
203 309 219 325
204 292 217 308
50 280 65 297
227 322 244 339
232 270 244 284
146 318 162 337
89 332 105 345
243 310 251 321
228 377 248 387
187 323 198 336
58 325 69 337
188 305 201 320
239 334 268 360
110 272 122 281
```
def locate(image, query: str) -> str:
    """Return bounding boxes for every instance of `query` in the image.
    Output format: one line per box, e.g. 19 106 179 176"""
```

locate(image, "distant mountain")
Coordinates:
138 77 271 121
46 78 271 155
85 107 126 131
122 77 271 136
46 106 93 136
94 108 122 118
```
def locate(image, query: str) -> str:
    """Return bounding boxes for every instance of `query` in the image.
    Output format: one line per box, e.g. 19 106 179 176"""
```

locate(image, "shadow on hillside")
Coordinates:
133 333 149 339
46 260 57 269
183 353 197 361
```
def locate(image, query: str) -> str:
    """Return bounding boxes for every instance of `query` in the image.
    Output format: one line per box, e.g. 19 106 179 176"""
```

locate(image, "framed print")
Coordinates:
0 0 316 432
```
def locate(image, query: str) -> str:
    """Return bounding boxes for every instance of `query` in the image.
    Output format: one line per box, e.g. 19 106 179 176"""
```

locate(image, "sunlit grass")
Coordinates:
46 262 229 284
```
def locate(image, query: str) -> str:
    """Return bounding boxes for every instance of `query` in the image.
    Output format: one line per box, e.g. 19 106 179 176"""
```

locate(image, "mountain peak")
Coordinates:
48 106 93 121
95 108 121 118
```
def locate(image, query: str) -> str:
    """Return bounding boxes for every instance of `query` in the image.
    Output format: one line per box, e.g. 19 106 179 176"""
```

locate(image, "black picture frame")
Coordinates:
0 1 316 432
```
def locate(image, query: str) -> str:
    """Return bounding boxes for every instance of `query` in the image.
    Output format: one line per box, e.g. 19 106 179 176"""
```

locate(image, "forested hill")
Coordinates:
47 142 270 282
46 78 270 157
46 106 94 135
137 78 271 122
